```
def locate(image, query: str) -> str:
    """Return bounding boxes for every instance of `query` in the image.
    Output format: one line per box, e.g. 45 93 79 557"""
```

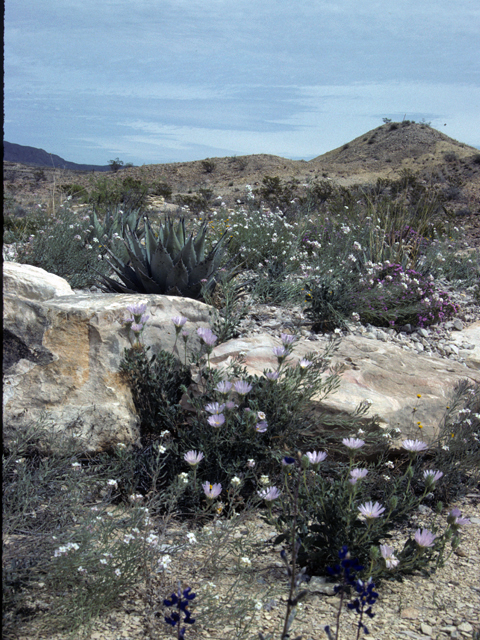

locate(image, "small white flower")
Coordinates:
260 475 270 485
231 476 242 487
178 472 189 484
239 556 252 567
106 479 118 488
114 568 122 577
186 532 197 544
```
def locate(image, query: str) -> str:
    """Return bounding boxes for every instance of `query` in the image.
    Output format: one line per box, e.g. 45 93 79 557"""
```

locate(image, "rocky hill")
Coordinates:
3 141 111 172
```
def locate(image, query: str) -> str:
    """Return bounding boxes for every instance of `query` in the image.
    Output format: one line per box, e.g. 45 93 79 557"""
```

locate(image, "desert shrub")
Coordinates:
175 189 214 215
120 346 192 443
429 380 480 502
150 180 173 199
59 183 87 199
273 439 465 583
15 205 111 288
85 175 149 216
201 159 216 173
255 176 300 214
2 422 180 636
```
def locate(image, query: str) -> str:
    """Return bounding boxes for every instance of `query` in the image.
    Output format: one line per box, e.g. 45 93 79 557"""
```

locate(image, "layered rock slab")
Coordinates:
3 289 212 452
209 333 480 441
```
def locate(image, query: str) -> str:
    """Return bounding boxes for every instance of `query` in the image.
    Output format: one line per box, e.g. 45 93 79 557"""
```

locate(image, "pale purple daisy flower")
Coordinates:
207 414 225 428
423 470 443 484
448 508 471 527
343 438 365 450
380 544 399 569
172 316 188 329
358 501 385 519
234 380 253 396
272 346 288 358
127 303 147 317
265 370 279 380
184 451 204 466
402 439 428 453
225 400 237 410
130 323 144 333
197 327 217 346
280 333 297 346
258 486 281 501
202 482 222 499
414 528 437 548
215 380 233 394
349 468 369 485
255 421 268 433
205 402 226 415
305 451 327 465
298 359 313 369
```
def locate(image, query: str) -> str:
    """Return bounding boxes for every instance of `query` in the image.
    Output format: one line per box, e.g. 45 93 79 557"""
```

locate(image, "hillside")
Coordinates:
4 123 480 244
3 141 111 172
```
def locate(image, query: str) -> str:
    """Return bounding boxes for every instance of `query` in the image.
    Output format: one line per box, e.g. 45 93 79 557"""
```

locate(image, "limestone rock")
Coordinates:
208 333 480 440
3 292 212 452
3 261 74 301
450 321 480 370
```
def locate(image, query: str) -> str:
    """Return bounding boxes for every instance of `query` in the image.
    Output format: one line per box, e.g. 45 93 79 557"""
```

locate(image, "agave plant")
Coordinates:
85 207 145 264
98 217 231 300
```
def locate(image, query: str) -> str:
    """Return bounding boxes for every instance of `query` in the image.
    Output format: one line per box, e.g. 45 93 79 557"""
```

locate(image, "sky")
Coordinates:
4 0 480 167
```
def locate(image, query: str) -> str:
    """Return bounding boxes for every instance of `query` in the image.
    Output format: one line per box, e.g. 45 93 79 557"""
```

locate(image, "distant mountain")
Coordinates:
3 142 111 172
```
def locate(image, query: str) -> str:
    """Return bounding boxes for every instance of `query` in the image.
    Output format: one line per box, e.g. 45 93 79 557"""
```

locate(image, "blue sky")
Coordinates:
4 0 480 166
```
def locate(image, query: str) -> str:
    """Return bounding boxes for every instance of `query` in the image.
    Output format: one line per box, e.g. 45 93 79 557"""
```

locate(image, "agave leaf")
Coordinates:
177 234 197 271
164 218 183 258
165 258 189 293
188 257 215 286
144 218 158 264
123 225 147 266
150 245 175 292
193 222 208 263
126 250 164 294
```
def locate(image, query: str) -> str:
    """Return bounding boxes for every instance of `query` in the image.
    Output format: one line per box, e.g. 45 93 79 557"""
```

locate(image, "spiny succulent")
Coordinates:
98 216 231 300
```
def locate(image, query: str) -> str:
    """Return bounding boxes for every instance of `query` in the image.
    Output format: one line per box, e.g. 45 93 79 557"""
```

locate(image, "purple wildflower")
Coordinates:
205 402 226 415
202 482 222 499
447 508 471 528
258 486 281 501
343 438 365 450
349 468 369 485
215 380 232 394
280 333 297 346
358 501 385 520
265 370 279 380
255 421 268 433
402 439 428 453
234 380 253 395
423 470 443 485
272 346 288 358
184 451 204 466
380 544 399 569
414 528 437 548
305 451 328 465
207 414 225 428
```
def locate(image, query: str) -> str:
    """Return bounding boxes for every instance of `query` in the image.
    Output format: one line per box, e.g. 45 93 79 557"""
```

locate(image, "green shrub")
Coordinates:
15 205 111 288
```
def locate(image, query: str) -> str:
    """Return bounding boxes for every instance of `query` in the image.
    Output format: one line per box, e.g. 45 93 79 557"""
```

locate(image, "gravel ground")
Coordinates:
12 494 479 640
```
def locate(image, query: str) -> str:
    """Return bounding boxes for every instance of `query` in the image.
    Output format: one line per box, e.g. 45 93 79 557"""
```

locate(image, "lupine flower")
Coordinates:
305 450 328 465
343 437 365 450
402 439 428 453
258 486 281 501
215 380 232 394
447 508 471 528
255 421 268 433
164 587 196 636
205 402 226 414
358 501 385 520
380 544 399 569
234 380 252 395
207 414 225 427
414 528 437 548
202 482 222 499
184 451 204 466
282 456 296 465
423 470 443 484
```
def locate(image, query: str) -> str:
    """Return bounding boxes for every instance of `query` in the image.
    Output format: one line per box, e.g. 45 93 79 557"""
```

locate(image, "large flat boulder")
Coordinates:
3 261 74 301
3 292 212 452
208 333 480 441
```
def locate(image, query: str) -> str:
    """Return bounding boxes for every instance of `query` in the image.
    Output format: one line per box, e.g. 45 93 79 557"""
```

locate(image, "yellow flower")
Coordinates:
417 394 422 399
451 433 454 438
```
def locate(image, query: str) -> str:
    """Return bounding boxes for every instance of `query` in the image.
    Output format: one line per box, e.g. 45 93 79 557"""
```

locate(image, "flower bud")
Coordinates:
435 501 443 514
388 495 399 510
369 546 380 560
